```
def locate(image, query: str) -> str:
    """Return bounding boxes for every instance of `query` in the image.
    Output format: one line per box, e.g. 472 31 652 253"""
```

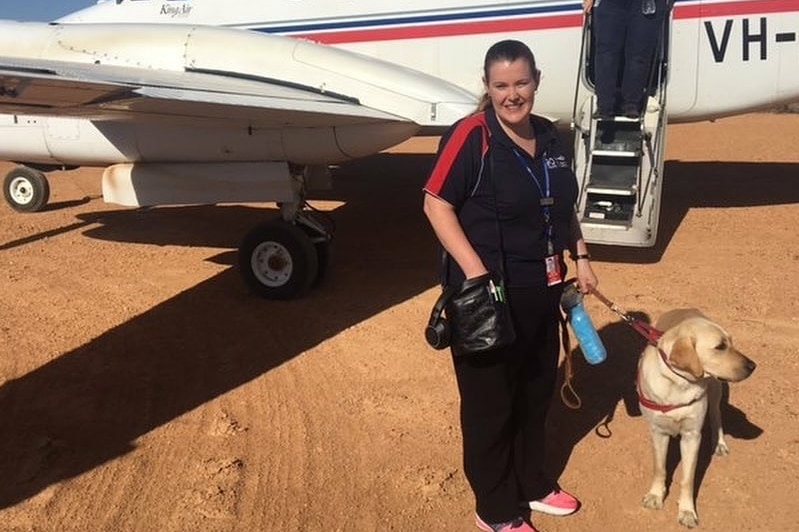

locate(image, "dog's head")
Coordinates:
658 312 756 382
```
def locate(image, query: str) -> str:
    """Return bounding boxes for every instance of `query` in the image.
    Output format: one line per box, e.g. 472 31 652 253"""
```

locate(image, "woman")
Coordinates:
422 40 598 532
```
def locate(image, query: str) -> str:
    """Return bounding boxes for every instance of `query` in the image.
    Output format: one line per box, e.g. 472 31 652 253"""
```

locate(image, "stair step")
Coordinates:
593 115 640 123
580 217 632 228
587 159 638 194
594 121 643 155
582 194 636 223
585 186 637 196
592 149 639 157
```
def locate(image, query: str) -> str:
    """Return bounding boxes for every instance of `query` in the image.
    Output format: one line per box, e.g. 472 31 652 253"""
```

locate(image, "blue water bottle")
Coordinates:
561 284 607 365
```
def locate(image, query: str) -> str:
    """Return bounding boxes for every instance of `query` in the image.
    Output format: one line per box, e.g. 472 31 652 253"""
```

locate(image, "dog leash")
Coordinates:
559 311 582 410
589 286 703 412
589 286 693 378
588 286 663 346
559 284 689 412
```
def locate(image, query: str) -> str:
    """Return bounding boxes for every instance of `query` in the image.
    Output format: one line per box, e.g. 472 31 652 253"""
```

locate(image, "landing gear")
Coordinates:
238 212 332 299
3 166 50 212
237 163 334 301
239 220 320 300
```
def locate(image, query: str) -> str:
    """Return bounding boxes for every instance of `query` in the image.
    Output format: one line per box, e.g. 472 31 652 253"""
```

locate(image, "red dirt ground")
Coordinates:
0 113 797 531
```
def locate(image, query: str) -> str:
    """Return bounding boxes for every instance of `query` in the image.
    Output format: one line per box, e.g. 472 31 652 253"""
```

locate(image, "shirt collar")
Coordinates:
484 106 558 157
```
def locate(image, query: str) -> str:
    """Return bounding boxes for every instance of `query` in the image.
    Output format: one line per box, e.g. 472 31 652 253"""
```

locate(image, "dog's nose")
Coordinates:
746 359 757 374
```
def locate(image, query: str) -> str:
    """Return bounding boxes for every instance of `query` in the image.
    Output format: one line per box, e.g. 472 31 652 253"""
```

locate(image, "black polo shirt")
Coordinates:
424 107 578 288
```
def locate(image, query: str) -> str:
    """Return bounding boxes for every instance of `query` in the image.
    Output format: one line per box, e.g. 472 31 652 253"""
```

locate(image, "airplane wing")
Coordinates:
0 22 478 129
0 57 412 127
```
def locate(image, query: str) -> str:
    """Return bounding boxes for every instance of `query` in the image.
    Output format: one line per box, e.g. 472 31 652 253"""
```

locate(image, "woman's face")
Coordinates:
484 58 537 129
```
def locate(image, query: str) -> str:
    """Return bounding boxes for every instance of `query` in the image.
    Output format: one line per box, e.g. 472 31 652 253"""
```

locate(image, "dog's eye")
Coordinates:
715 341 728 350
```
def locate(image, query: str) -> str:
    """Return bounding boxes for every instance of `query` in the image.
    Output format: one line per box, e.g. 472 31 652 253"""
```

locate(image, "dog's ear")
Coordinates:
669 336 704 378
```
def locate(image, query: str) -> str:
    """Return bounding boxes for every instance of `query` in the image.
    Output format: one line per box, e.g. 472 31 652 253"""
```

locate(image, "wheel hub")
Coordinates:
251 241 293 287
8 177 34 205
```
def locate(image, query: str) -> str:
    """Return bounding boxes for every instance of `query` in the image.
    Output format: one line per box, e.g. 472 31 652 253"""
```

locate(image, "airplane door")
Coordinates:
665 1 700 118
579 2 689 119
571 1 677 247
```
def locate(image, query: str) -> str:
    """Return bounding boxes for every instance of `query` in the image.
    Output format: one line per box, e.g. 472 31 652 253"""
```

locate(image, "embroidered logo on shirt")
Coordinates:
545 155 569 169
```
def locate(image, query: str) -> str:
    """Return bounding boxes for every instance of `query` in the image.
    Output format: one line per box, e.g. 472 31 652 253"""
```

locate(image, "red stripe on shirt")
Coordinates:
424 113 489 196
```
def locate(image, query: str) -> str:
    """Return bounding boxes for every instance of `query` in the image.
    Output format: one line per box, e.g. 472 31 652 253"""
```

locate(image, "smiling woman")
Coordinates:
422 39 596 532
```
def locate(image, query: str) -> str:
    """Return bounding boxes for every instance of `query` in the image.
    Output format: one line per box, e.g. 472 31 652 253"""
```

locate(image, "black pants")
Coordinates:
593 0 667 114
452 284 563 522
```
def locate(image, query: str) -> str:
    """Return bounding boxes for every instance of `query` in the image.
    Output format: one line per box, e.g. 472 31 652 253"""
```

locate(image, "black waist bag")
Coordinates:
445 273 516 355
423 118 516 355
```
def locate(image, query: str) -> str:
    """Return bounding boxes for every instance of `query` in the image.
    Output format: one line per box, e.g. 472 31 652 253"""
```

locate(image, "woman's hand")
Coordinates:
574 258 598 294
583 0 595 12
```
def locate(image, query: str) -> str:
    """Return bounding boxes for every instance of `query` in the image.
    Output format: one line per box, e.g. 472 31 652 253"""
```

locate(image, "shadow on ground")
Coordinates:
0 151 776 508
0 153 439 509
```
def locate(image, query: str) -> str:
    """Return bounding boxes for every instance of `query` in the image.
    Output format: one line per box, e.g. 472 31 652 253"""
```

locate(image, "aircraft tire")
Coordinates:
3 166 50 212
312 241 330 286
239 220 319 300
299 225 330 287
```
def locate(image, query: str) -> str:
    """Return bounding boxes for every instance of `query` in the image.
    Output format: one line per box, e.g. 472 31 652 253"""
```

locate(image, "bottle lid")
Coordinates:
560 283 583 310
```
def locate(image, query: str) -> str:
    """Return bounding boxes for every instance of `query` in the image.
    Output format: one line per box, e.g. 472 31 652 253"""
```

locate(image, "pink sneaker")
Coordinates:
475 514 538 532
526 488 580 516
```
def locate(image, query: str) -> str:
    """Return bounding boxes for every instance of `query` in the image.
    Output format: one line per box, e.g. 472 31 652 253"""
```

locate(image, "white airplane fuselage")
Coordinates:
58 0 799 121
1 0 798 168
0 0 796 294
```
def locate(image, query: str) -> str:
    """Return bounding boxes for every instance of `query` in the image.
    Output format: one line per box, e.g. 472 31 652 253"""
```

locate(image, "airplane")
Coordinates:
0 0 797 299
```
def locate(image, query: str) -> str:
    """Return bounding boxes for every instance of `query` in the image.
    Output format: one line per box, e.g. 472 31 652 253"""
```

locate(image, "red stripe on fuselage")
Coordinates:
293 14 582 44
674 0 799 19
286 0 797 45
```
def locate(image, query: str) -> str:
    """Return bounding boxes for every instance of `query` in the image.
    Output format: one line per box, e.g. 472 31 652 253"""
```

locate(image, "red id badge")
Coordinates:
544 255 563 286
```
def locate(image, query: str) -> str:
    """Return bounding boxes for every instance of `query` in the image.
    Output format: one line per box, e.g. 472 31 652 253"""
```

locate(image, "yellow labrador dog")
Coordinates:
637 308 756 528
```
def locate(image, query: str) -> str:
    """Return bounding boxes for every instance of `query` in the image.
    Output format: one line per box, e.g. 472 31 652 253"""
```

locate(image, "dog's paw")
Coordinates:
642 493 664 510
714 440 730 456
678 509 699 528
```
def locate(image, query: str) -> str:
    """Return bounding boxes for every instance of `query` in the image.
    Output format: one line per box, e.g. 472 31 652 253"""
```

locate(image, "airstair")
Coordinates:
570 11 670 247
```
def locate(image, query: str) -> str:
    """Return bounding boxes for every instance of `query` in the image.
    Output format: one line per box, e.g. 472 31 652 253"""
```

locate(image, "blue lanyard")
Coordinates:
512 148 556 255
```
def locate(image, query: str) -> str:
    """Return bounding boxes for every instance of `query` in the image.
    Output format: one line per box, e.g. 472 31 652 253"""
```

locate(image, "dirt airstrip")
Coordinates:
0 113 798 531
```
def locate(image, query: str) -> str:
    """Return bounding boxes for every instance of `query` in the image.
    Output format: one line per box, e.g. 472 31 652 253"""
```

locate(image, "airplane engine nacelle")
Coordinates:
101 162 296 207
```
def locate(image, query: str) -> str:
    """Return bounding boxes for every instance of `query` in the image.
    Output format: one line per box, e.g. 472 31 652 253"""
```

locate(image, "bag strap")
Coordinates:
488 147 507 280
441 114 506 286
